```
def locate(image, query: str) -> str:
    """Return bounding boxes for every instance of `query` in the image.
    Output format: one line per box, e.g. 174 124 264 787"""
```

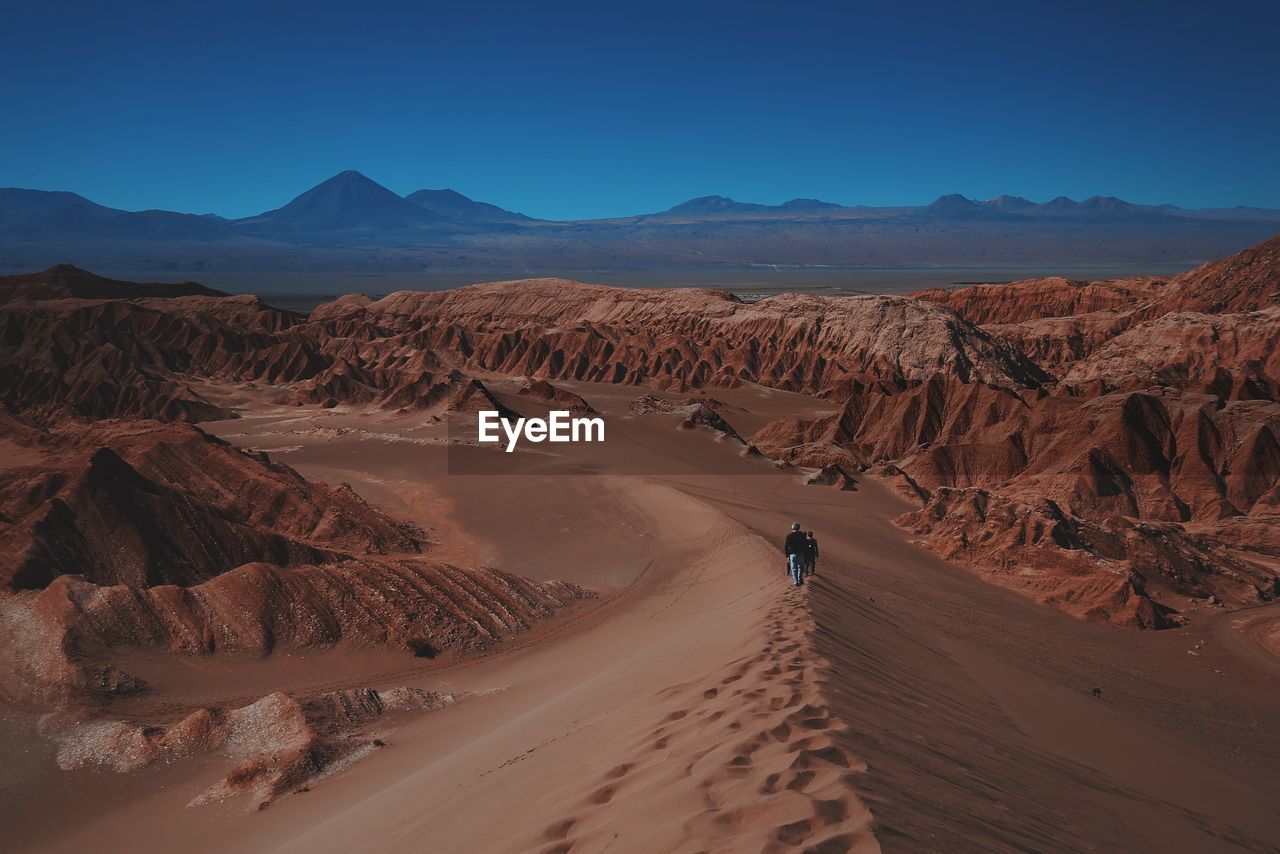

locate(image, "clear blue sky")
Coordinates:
4 0 1278 220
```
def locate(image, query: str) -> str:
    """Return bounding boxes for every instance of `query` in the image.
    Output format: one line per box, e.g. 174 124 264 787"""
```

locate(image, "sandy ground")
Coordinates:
4 382 1279 852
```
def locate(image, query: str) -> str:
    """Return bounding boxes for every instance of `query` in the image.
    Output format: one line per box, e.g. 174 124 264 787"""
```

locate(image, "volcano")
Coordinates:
237 170 443 234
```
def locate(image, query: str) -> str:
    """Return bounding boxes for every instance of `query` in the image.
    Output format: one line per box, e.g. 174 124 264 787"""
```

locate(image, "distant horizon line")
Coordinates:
4 168 1278 222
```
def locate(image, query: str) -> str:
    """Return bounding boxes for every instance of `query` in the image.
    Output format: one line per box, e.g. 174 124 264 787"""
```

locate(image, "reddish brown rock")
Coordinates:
0 264 226 305
1155 234 1280 314
0 289 312 421
4 236 1280 632
289 342 457 411
1 559 590 710
804 464 858 490
917 236 1280 385
1064 308 1280 397
0 419 420 592
310 281 1047 395
753 378 1280 624
628 393 745 441
46 685 458 808
448 378 521 419
517 379 596 414
913 276 1165 325
984 310 1140 373
896 485 1275 627
894 488 1169 628
3 271 1042 424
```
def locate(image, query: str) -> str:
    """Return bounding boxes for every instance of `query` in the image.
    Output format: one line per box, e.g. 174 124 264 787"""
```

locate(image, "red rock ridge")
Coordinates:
752 236 1280 624
2 276 1042 423
1156 234 1280 314
1064 308 1280 397
517 379 596 414
912 276 1166 325
309 281 1047 395
44 686 459 808
4 234 1280 631
0 292 314 421
1 560 590 710
0 264 227 305
0 419 420 592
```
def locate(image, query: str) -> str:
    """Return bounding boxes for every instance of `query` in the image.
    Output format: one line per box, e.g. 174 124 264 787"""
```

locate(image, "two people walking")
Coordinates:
783 522 819 587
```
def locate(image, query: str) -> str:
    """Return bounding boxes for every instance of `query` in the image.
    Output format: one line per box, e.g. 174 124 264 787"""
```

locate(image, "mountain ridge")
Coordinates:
4 171 1280 271
9 171 1279 228
234 170 443 234
405 187 530 223
0 264 227 304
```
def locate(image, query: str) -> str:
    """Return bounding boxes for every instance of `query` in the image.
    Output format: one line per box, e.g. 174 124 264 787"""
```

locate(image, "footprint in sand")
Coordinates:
587 784 616 805
529 604 875 852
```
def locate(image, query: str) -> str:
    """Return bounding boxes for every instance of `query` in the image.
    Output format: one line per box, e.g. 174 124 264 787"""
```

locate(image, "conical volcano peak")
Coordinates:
927 193 979 209
301 170 401 200
325 169 382 187
240 170 436 232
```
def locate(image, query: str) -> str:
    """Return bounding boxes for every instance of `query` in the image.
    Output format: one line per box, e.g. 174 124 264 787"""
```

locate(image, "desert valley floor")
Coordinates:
2 389 1278 853
2 242 1280 852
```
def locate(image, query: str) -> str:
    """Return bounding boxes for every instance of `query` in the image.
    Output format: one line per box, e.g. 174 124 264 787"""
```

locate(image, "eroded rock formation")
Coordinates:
517 378 596 414
0 560 588 710
3 236 1280 630
0 270 1045 425
913 276 1165 325
0 419 420 592
45 686 459 809
0 416 590 715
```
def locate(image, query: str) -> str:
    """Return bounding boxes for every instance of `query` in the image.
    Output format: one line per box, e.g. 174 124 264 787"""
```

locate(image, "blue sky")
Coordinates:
3 0 1278 219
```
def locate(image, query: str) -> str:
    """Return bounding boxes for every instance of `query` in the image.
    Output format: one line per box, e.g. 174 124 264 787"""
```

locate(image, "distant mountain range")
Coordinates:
645 191 1280 223
2 170 1278 277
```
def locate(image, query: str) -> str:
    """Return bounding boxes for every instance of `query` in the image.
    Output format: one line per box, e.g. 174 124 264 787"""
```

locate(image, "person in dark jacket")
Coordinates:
804 531 819 577
784 522 808 587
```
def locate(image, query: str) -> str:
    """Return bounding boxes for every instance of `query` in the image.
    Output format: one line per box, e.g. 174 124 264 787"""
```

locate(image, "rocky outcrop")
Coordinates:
517 379 596 414
804 464 858 490
0 290 313 421
894 487 1274 628
0 264 226 305
753 374 1027 477
309 282 1048 395
913 276 1165 325
0 418 592 720
44 686 458 809
448 378 521 419
1064 308 1280 398
914 238 1280 385
4 236 1280 630
1155 234 1280 314
2 275 1044 425
753 372 1280 624
289 343 458 411
0 419 420 592
0 560 590 710
628 393 746 441
983 310 1140 372
851 237 1275 624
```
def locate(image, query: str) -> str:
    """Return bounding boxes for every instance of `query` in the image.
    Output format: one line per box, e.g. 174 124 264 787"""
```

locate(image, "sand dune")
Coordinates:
13 446 1278 851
